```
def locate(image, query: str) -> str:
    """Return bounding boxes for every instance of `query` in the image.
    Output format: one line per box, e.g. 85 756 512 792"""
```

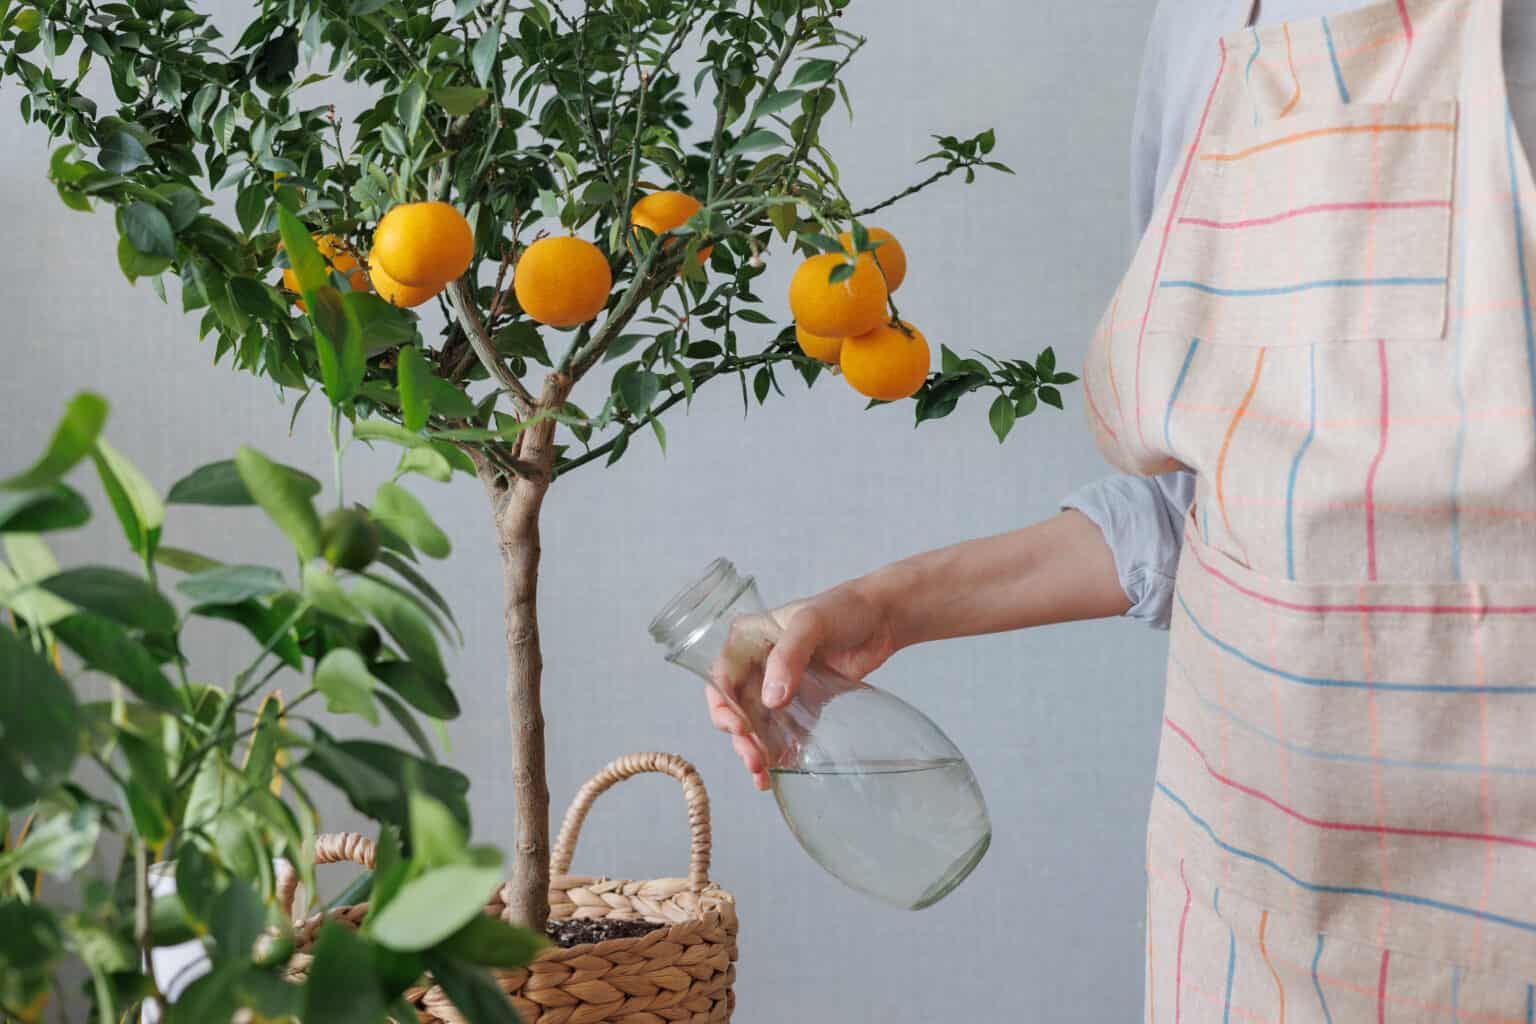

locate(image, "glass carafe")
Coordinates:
650 559 991 910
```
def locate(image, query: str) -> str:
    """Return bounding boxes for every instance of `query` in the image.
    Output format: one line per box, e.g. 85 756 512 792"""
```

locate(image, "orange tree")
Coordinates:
3 0 1075 929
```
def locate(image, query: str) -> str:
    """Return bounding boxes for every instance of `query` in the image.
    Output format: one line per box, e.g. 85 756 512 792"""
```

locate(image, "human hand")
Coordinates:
705 584 898 790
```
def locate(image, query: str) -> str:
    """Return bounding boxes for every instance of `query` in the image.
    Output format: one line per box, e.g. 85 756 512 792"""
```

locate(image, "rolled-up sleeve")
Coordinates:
1062 470 1194 630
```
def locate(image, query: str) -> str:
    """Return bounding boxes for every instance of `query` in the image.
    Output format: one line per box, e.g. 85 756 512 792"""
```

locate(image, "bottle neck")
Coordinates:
650 558 763 679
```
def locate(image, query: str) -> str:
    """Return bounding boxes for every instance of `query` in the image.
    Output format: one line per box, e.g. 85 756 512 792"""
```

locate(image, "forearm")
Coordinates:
850 510 1129 651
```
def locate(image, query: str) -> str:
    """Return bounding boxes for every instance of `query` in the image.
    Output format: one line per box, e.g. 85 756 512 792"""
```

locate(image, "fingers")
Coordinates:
762 606 824 708
707 686 749 735
731 734 771 791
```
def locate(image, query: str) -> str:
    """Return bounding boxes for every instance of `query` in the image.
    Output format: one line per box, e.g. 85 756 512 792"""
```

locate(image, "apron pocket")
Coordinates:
1151 100 1457 348
1160 511 1536 978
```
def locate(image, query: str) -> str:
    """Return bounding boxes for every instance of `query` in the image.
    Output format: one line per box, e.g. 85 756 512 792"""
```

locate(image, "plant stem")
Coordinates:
134 838 168 1019
853 163 967 218
475 373 570 931
446 278 536 415
329 405 344 507
557 349 792 475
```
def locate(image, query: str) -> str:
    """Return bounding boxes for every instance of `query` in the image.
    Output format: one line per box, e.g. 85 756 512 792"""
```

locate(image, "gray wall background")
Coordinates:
0 1 1169 1018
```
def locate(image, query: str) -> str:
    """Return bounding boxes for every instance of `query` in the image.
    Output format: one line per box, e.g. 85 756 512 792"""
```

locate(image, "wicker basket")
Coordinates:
280 752 738 1023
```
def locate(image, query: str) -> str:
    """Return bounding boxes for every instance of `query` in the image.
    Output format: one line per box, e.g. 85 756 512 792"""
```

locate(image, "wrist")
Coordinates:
848 560 923 653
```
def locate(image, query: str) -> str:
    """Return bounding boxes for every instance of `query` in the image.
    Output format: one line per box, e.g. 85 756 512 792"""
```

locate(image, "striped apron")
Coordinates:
1083 0 1536 1018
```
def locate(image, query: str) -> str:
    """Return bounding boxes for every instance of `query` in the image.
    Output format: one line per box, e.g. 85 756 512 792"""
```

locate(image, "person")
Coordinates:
705 0 1536 1018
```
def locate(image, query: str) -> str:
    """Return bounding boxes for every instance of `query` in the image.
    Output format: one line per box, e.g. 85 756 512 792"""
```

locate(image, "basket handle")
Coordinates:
275 831 377 919
551 751 712 892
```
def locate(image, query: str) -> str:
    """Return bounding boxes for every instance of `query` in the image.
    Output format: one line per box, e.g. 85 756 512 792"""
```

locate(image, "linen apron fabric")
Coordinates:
1083 0 1536 1017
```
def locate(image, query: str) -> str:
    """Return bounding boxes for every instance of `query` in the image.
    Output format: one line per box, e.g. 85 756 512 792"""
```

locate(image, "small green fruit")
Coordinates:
321 508 381 571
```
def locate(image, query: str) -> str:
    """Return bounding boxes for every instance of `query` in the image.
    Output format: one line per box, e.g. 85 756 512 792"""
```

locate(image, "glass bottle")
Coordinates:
650 558 991 910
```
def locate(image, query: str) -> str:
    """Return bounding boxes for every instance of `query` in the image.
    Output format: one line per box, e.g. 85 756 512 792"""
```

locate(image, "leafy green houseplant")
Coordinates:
0 394 542 1023
1 0 1077 932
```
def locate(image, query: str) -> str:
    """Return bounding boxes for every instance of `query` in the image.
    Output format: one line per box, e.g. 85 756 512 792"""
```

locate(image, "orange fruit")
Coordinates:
283 234 368 310
513 236 613 327
370 260 442 309
788 253 888 339
372 201 474 287
630 190 711 264
839 320 931 401
795 324 844 363
838 227 907 292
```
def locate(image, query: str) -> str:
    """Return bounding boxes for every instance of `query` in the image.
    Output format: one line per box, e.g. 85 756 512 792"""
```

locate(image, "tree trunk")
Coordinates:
476 374 571 931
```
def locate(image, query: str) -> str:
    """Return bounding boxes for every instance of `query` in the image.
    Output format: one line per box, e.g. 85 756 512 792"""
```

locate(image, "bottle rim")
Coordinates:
648 557 755 658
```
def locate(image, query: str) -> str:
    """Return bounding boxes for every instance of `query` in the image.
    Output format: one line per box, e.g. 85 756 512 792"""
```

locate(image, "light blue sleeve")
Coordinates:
1064 0 1197 631
1062 471 1194 630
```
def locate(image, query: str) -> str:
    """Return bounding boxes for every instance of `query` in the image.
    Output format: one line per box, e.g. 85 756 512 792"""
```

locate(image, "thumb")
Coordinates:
762 607 823 708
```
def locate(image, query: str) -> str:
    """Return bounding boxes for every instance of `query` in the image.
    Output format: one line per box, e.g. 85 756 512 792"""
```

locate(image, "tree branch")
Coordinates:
854 163 966 218
556 348 794 475
559 242 667 379
447 278 536 415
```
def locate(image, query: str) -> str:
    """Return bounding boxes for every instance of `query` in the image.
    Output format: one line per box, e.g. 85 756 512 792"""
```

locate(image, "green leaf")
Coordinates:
371 660 458 719
311 286 365 405
38 567 176 633
118 726 175 842
614 365 659 416
91 437 164 557
376 551 459 641
0 536 75 626
768 199 799 239
1039 385 1063 410
418 954 523 1023
351 576 445 683
120 201 175 259
431 86 488 115
155 547 222 574
191 599 303 670
750 89 805 119
305 734 469 833
51 614 180 709
368 862 502 951
243 694 286 795
430 380 479 419
314 649 380 725
493 321 551 365
471 18 500 85
177 565 285 606
352 420 427 449
396 447 452 483
208 877 265 960
348 289 419 353
437 913 547 968
0 808 98 880
303 921 388 1024
0 622 78 809
2 392 108 491
988 393 1016 443
371 483 450 559
397 346 432 433
97 129 150 173
234 447 323 560
168 458 322 506
398 77 426 141
789 58 840 87
155 184 203 232
408 788 466 868
0 485 89 533
826 261 855 284
726 129 787 158
276 205 327 293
